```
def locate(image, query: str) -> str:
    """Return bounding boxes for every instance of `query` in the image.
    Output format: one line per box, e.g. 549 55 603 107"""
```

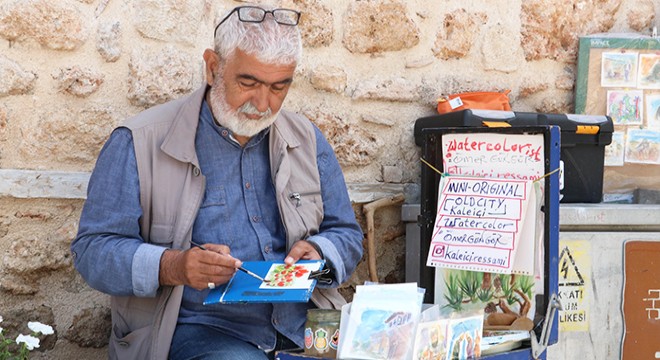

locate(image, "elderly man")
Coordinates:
71 5 363 360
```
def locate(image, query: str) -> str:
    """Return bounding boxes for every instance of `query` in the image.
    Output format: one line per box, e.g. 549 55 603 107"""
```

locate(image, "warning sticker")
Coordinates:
558 241 590 332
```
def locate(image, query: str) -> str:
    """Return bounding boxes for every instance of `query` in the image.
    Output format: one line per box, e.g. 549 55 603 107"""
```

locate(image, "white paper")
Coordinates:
426 176 535 275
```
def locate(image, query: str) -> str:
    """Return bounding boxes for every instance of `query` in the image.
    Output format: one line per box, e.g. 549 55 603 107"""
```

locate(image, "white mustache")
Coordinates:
238 102 271 118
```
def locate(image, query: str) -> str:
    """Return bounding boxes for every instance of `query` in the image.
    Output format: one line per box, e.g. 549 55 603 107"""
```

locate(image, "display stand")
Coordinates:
418 126 561 359
574 33 660 196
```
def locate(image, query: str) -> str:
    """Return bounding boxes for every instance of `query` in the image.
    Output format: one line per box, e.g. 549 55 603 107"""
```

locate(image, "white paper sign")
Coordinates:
442 133 545 180
426 175 536 275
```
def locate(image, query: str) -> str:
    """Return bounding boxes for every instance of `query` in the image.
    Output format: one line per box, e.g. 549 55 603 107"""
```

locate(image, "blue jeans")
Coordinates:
169 323 300 360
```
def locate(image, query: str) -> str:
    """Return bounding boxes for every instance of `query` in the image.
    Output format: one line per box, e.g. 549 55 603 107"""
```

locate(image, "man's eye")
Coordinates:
271 83 289 92
239 80 258 87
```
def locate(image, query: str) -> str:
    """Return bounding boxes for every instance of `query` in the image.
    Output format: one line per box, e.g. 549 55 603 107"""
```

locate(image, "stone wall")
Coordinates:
0 0 657 358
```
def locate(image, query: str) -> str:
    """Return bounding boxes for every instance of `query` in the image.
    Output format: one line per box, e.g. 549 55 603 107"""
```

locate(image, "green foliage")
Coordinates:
443 272 463 311
0 318 53 360
476 287 493 303
457 270 480 302
516 275 534 299
0 333 30 360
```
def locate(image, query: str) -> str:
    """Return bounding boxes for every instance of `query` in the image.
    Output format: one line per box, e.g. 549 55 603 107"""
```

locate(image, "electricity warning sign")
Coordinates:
558 241 590 331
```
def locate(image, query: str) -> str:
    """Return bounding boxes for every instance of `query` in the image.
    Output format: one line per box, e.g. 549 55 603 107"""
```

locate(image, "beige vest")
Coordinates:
108 86 345 360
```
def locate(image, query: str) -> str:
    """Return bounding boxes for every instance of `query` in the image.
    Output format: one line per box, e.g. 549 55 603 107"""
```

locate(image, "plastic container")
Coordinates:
414 109 613 203
304 309 341 358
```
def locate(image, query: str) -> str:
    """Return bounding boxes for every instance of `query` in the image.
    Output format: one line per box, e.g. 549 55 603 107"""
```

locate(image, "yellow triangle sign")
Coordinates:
559 246 585 286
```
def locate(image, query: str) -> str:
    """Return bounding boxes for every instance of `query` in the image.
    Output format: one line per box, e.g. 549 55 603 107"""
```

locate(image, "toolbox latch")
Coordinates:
575 125 599 134
482 121 511 128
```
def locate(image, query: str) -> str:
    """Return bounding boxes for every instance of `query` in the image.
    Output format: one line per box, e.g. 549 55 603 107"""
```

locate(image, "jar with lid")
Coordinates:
304 309 341 358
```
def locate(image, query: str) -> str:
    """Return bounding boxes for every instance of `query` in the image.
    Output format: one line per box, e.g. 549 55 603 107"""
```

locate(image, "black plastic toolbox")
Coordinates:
414 109 613 203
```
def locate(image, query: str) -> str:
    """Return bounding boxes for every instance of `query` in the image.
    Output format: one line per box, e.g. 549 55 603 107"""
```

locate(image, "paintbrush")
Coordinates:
189 240 269 283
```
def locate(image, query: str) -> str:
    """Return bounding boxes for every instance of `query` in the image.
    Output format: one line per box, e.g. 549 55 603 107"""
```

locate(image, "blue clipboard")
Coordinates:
204 259 326 305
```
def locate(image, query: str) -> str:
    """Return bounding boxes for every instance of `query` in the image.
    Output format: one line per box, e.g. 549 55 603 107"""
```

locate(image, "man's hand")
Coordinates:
284 240 322 265
159 243 241 290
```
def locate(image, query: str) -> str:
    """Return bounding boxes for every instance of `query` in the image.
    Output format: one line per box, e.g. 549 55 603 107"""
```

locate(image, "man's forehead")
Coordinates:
227 50 296 81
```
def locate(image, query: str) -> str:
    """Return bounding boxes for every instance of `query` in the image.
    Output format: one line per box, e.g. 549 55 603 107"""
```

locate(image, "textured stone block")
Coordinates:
282 0 334 47
97 20 122 62
627 0 655 32
52 66 104 97
305 109 379 167
433 9 487 60
343 0 419 53
132 0 207 46
65 305 112 348
352 77 419 102
0 0 87 50
127 45 196 107
310 65 347 93
0 55 36 97
521 0 622 61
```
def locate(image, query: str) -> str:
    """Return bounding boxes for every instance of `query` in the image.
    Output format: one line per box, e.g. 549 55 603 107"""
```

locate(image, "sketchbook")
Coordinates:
203 260 324 305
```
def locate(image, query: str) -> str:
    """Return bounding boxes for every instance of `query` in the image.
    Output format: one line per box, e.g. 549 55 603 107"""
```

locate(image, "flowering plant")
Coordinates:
0 316 54 360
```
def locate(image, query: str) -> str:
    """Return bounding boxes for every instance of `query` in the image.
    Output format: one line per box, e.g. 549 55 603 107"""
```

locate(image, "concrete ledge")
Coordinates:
0 169 406 204
559 203 660 231
0 169 91 199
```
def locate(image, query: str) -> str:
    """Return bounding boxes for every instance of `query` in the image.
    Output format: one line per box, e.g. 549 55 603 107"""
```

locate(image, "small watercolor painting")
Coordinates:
601 52 638 88
646 94 660 129
607 90 644 125
259 262 320 289
346 308 416 359
637 54 660 89
412 320 450 360
604 131 625 167
625 128 660 165
445 315 483 360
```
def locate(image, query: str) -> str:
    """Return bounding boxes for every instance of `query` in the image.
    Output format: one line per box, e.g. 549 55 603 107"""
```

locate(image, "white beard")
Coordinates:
208 74 279 138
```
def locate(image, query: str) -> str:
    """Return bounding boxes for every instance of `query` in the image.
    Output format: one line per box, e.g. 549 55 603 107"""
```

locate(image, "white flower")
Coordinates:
16 334 40 351
0 326 3 334
0 315 3 323
28 321 54 335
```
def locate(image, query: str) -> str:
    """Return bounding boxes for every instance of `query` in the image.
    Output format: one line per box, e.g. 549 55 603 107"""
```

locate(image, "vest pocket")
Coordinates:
288 190 323 236
201 185 227 207
110 323 151 359
149 223 174 245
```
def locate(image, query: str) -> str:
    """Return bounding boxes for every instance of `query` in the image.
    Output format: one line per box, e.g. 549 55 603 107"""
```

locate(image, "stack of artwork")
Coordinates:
336 284 485 360
337 283 424 360
411 305 484 360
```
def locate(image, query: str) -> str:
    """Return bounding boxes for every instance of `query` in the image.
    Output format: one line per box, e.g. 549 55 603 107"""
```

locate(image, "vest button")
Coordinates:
221 129 229 137
245 182 251 189
193 167 200 176
251 215 260 222
264 246 271 253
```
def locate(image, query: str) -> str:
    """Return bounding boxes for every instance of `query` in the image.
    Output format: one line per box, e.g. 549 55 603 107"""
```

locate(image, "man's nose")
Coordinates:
251 85 271 113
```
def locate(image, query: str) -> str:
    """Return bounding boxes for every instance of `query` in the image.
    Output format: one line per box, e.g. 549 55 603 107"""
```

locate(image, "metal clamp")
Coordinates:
309 268 333 285
531 293 563 359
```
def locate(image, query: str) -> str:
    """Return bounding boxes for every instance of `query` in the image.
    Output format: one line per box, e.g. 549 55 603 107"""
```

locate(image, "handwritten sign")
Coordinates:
443 133 545 180
426 175 535 274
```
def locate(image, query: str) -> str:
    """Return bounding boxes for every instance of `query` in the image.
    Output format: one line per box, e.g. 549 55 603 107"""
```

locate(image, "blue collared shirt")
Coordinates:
72 99 363 351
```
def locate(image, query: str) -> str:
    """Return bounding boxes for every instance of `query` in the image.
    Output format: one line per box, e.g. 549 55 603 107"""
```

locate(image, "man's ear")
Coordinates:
203 49 219 86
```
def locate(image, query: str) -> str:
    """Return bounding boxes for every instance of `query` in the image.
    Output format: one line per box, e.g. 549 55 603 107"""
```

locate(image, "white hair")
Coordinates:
214 6 302 66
